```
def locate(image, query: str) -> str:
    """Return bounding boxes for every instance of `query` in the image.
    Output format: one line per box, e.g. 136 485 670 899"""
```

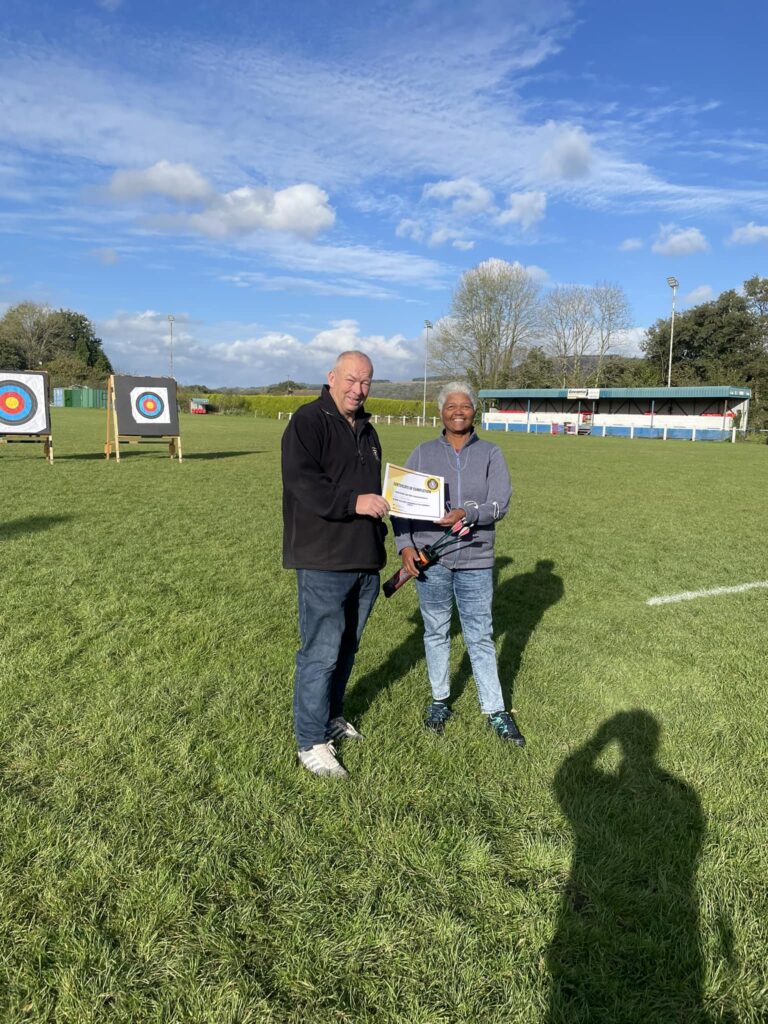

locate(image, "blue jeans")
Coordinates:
415 564 504 715
293 569 380 749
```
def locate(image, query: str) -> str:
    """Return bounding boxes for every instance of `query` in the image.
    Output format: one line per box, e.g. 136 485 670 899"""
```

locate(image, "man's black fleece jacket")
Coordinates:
281 386 387 571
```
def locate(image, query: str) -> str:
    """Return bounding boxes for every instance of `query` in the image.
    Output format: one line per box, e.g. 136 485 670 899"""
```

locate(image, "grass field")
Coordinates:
1 410 767 1024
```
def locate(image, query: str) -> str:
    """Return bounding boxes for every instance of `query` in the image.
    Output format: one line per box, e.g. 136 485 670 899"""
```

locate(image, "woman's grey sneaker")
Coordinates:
328 716 363 741
488 711 526 746
424 700 453 735
298 741 349 778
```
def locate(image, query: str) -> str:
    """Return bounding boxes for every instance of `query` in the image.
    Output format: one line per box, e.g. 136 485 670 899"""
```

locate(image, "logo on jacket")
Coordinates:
371 444 381 462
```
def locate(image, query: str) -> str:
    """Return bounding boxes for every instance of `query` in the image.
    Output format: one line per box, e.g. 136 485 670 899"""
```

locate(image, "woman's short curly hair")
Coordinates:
437 381 477 412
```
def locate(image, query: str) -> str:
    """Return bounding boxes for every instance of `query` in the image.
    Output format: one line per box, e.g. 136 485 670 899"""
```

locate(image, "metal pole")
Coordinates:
666 278 678 387
168 315 175 378
422 320 432 424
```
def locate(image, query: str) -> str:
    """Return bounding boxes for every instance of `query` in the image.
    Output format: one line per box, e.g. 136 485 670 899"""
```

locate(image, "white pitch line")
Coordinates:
647 581 768 606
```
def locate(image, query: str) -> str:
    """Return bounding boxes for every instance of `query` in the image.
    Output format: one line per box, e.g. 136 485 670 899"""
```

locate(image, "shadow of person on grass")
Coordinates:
182 450 265 460
346 556 563 721
546 710 720 1024
0 514 72 539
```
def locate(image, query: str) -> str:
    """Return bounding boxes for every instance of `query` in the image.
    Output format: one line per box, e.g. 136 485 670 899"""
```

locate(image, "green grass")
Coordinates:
1 410 767 1023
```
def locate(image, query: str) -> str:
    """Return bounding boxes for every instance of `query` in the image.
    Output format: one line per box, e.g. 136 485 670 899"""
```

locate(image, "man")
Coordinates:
281 351 389 778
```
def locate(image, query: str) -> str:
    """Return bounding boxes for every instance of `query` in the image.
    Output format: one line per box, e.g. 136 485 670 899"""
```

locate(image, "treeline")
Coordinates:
0 302 113 387
205 393 440 419
433 262 768 429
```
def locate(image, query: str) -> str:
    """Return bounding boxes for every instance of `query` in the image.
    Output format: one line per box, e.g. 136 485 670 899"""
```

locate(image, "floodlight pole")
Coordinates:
422 320 433 425
666 278 678 387
168 314 175 378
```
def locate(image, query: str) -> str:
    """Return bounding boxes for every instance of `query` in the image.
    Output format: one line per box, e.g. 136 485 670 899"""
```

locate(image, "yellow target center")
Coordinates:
6 397 20 410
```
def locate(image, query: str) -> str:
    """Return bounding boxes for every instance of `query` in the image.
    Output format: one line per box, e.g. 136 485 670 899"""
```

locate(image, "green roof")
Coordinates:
479 386 751 400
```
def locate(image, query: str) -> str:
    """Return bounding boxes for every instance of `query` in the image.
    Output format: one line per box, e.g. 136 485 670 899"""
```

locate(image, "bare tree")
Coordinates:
429 259 542 389
591 282 632 385
541 286 596 386
541 282 632 386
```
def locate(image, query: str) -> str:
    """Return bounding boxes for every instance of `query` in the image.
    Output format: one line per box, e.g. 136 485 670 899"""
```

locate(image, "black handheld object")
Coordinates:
383 520 471 598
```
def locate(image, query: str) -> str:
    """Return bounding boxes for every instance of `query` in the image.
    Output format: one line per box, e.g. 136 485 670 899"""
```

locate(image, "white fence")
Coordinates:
277 412 439 427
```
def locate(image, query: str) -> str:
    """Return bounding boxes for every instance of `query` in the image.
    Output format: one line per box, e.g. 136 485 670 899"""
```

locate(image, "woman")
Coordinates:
394 383 525 744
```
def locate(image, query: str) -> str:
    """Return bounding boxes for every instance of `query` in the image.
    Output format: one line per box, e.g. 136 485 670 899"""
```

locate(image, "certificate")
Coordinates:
383 463 444 521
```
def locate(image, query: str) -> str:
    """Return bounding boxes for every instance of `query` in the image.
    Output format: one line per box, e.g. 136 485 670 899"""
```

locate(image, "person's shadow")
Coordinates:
346 557 563 719
0 514 72 539
547 710 728 1024
453 557 564 708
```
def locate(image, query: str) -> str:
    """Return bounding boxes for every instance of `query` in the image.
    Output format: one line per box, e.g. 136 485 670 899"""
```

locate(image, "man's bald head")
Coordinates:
327 351 374 421
333 350 373 376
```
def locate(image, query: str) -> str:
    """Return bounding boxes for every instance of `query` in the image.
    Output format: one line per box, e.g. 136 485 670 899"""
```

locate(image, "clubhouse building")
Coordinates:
479 386 752 442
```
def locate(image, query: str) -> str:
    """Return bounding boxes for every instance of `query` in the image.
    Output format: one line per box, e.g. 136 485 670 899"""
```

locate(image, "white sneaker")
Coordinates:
298 741 349 778
328 716 364 741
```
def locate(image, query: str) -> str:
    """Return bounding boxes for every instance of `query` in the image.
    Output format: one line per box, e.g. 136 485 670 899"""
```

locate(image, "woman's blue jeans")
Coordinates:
415 563 504 715
293 569 380 749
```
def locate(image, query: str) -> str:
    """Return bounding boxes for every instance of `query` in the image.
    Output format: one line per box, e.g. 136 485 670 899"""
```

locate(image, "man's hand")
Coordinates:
400 546 423 578
434 507 465 527
355 493 390 518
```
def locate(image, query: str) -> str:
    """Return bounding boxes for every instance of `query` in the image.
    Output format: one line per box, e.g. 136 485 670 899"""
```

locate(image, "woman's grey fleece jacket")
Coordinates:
392 430 512 570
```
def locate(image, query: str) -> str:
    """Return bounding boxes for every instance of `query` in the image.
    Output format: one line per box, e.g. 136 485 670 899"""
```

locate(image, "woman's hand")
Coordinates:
434 507 465 527
400 546 423 577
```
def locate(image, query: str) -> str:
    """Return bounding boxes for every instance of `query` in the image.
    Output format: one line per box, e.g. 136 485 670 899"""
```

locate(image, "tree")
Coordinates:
0 336 24 370
511 346 557 388
429 259 542 389
642 290 764 385
640 282 768 428
0 302 113 382
541 285 596 386
0 302 61 367
591 282 632 385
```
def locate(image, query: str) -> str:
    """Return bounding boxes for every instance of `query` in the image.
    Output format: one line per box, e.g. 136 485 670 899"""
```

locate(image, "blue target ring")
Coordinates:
135 391 165 419
0 380 38 426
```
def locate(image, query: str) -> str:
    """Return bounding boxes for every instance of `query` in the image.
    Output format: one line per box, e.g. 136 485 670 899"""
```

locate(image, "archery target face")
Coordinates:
0 374 49 434
113 375 179 435
130 386 171 425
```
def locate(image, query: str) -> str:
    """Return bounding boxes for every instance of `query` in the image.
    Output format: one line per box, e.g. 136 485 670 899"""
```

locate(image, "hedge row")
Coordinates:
206 393 440 419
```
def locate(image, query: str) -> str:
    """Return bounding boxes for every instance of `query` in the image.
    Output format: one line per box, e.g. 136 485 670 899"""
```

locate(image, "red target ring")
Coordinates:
0 380 38 426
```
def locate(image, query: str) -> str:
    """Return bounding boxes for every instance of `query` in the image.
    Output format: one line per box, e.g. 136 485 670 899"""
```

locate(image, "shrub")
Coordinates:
205 394 440 420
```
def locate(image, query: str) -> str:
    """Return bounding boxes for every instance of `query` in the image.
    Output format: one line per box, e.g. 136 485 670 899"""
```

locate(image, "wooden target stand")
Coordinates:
0 433 53 462
104 376 182 462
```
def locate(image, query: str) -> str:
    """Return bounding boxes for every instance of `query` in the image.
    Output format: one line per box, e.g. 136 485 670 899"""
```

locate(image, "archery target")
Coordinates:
113 376 179 436
0 373 49 434
130 386 171 425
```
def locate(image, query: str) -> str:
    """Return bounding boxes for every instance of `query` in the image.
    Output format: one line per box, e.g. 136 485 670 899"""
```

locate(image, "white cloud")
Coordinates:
518 262 550 285
423 177 494 216
613 326 647 356
220 272 397 301
539 124 593 179
619 237 643 251
174 183 335 240
395 218 425 242
109 160 213 202
207 320 418 381
258 237 450 288
92 247 119 265
684 285 713 305
108 161 335 239
98 312 424 386
651 224 709 256
728 222 768 245
497 190 547 230
427 227 473 249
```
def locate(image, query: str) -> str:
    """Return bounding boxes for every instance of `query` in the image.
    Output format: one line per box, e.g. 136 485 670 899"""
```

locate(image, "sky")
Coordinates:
2 0 768 386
